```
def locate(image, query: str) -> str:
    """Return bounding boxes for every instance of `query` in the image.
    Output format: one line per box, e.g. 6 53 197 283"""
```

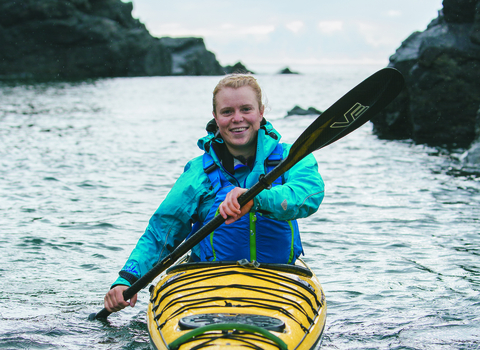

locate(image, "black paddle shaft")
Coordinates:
89 67 404 320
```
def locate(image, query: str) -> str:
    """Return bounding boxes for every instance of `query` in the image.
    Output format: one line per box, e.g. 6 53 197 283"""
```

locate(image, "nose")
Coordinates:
232 110 243 122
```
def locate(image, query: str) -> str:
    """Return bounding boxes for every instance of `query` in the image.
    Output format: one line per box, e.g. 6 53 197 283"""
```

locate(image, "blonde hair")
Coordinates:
212 74 263 115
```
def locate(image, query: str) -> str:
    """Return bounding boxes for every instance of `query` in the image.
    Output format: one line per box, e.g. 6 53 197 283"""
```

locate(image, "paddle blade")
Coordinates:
287 68 404 167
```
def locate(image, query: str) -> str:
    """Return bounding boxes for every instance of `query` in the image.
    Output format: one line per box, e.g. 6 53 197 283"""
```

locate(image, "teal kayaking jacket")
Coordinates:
113 120 324 287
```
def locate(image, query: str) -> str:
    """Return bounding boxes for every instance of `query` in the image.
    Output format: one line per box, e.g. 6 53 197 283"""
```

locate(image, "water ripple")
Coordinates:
1 71 479 349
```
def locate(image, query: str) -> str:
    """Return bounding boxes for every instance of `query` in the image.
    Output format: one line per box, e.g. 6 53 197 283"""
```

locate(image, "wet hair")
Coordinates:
212 74 263 115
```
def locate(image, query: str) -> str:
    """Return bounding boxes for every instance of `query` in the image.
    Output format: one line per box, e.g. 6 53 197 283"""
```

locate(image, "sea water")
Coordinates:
0 65 479 349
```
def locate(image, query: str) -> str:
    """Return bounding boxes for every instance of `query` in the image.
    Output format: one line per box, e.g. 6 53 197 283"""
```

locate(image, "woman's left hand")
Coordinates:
219 187 253 224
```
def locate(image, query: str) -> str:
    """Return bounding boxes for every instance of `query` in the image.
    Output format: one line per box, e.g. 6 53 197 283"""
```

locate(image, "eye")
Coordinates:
220 108 233 116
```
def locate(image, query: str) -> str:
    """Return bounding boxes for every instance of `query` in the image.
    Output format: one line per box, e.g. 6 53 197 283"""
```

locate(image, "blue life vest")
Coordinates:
194 143 303 264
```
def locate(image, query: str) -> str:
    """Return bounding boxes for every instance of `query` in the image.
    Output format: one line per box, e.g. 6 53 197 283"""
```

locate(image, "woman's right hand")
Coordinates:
104 285 137 312
219 187 253 225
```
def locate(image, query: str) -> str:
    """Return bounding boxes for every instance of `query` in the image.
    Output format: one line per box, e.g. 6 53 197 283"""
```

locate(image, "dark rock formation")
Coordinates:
286 105 322 117
223 61 254 74
278 67 299 74
371 0 480 148
158 37 224 76
0 0 224 79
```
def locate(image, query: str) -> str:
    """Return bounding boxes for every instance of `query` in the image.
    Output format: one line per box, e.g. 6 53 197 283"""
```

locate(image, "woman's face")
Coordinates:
213 86 264 158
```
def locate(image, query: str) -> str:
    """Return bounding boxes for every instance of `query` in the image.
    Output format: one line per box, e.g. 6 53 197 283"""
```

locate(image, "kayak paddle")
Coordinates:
89 67 404 320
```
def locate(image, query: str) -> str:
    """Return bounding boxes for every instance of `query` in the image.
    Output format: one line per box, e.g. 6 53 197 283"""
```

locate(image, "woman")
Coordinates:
104 74 325 312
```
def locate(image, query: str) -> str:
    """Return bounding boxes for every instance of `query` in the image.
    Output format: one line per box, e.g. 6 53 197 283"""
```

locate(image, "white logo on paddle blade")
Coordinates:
330 103 369 128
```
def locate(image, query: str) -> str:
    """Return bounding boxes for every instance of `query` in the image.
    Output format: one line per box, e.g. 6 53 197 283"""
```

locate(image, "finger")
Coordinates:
219 200 239 218
219 203 228 219
224 204 251 225
105 292 123 312
228 190 242 209
115 289 130 308
225 203 240 216
104 294 113 312
225 216 237 225
106 295 118 312
226 194 242 214
108 287 130 312
130 293 138 307
241 199 254 214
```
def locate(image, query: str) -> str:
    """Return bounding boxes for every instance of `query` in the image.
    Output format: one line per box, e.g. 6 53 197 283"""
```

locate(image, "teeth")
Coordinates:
232 127 247 132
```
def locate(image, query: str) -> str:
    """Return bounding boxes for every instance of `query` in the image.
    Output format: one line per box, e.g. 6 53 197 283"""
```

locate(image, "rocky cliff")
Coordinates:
371 0 480 150
0 0 225 79
158 37 223 76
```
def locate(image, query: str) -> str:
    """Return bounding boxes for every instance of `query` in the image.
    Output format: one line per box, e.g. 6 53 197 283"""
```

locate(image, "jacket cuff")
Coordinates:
119 270 139 284
111 277 131 289
253 193 270 214
111 270 139 289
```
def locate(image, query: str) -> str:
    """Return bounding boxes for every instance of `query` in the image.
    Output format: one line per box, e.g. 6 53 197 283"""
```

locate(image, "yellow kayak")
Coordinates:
147 257 327 349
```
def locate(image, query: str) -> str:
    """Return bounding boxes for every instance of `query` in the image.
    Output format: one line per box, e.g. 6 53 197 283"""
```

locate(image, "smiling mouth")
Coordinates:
230 127 248 133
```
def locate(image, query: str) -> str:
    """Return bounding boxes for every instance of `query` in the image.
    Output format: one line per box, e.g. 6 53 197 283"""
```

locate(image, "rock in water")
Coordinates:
278 67 299 74
223 62 254 74
371 0 480 149
286 105 322 117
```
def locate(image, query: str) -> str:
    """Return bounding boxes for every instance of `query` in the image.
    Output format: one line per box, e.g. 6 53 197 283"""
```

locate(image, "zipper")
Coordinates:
249 212 257 261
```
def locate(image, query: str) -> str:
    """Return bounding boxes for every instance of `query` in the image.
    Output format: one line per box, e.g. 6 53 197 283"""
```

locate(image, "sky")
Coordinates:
127 0 444 72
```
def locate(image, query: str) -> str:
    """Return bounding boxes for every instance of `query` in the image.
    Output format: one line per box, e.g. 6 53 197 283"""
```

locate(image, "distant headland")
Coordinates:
0 0 254 80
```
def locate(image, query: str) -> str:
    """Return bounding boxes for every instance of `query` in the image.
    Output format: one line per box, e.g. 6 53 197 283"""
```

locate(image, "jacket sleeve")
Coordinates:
253 144 324 221
112 157 212 287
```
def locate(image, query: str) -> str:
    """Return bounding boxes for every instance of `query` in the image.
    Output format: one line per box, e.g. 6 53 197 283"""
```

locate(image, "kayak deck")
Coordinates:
147 259 326 349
